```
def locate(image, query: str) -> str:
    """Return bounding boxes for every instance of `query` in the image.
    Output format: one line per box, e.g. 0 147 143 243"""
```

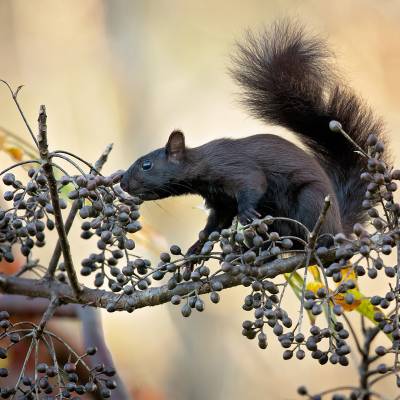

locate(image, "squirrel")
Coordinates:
120 21 385 254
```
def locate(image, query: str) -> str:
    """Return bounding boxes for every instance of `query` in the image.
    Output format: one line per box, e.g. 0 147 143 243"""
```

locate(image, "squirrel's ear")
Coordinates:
166 130 186 161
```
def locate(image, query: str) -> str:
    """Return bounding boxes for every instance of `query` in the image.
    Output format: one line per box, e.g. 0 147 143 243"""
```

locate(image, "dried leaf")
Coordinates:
334 289 362 311
14 85 24 98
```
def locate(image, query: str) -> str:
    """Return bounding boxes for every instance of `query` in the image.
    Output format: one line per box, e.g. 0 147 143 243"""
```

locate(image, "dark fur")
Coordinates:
121 21 386 252
231 21 386 234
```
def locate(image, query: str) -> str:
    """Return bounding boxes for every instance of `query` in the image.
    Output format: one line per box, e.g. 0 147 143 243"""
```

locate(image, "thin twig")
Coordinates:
79 307 131 399
46 200 82 277
330 120 369 158
53 150 103 175
370 368 400 386
394 241 400 375
9 338 35 400
0 160 42 176
297 250 311 334
36 294 60 337
298 197 331 333
308 195 331 248
0 80 39 148
36 105 81 297
342 313 364 357
312 385 359 397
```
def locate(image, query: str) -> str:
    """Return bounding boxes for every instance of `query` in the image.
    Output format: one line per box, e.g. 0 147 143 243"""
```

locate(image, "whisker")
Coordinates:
170 182 194 192
152 201 171 214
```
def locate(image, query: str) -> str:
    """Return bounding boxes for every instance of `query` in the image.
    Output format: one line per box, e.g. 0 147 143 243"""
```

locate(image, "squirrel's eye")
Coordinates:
141 160 153 171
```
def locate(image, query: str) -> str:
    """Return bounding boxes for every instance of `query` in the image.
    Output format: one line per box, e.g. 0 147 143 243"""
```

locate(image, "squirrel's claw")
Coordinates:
238 208 261 225
182 240 203 272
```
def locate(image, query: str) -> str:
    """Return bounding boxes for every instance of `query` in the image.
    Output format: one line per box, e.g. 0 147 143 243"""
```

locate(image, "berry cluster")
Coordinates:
63 171 145 290
0 310 118 399
0 168 60 263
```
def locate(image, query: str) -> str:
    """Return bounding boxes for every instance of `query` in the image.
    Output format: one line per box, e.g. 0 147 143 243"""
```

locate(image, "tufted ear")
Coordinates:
166 130 186 162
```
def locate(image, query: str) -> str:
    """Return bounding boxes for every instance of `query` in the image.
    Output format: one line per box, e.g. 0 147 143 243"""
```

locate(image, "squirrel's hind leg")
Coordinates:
184 203 237 270
236 188 264 225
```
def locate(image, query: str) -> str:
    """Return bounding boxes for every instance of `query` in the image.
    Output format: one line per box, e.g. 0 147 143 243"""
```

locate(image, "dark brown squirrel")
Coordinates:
120 21 385 254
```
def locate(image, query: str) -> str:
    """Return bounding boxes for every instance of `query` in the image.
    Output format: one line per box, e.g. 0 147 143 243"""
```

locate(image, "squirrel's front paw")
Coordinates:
186 240 203 256
182 240 203 273
238 208 261 225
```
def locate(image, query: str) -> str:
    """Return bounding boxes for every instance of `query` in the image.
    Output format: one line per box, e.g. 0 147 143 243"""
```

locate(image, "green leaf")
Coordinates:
284 271 316 325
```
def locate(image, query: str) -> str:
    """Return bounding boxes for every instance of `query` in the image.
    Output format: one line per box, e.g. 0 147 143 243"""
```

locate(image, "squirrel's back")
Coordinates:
231 20 386 234
192 133 329 180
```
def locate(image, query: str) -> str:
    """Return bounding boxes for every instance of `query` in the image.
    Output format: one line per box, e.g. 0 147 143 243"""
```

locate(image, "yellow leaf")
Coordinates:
308 265 320 280
330 262 360 311
306 281 324 294
334 289 362 311
0 130 5 149
5 146 24 161
337 265 358 288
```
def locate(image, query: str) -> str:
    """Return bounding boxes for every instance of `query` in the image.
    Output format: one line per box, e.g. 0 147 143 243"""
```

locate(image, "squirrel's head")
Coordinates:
120 130 188 200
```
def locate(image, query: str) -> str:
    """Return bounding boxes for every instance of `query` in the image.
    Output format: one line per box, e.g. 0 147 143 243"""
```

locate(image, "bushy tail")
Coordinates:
231 20 386 234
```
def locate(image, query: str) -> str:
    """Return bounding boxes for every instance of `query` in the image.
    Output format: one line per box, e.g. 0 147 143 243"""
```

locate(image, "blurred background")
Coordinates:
0 0 400 399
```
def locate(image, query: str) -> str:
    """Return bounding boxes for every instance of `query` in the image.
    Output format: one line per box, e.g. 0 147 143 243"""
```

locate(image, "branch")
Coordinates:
0 294 80 317
79 307 131 399
94 143 113 171
36 294 59 337
46 200 82 278
0 250 336 311
308 195 331 249
36 105 81 297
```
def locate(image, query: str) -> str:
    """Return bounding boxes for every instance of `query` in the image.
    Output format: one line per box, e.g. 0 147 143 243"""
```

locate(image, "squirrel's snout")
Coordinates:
120 172 141 196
